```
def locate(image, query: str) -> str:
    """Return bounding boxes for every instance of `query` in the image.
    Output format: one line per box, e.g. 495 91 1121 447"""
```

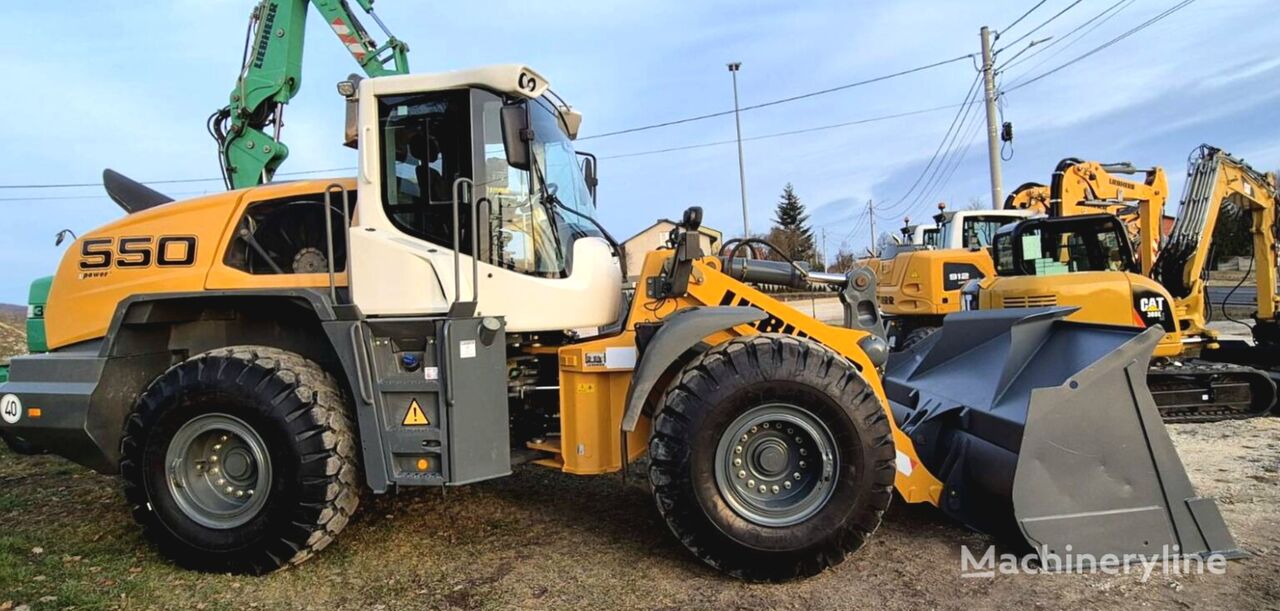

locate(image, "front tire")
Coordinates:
648 335 896 581
120 346 360 574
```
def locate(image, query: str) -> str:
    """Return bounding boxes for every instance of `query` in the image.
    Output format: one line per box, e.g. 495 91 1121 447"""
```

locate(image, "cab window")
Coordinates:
378 90 474 252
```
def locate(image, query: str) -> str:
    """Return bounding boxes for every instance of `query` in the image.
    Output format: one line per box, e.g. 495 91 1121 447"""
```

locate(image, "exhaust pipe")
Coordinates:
883 307 1240 564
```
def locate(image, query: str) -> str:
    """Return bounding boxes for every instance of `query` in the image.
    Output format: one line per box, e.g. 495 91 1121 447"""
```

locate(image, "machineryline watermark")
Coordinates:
960 545 1229 582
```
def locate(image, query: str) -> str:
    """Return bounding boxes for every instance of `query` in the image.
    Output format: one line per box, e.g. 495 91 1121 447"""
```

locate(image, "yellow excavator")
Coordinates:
1005 158 1169 274
878 158 1170 351
966 145 1278 422
872 204 1032 349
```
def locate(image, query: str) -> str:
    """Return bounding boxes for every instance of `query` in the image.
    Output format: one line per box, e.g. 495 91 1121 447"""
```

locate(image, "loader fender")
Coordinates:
621 306 765 432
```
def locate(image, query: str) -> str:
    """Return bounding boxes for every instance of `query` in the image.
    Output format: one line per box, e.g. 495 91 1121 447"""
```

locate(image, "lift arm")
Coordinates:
210 0 410 190
1049 159 1169 275
1154 145 1279 330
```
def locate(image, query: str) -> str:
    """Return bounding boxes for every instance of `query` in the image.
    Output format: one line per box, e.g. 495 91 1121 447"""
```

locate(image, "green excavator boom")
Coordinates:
210 0 410 190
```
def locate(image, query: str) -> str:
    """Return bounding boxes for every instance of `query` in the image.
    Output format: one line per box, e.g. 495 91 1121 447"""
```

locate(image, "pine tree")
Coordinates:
769 183 816 264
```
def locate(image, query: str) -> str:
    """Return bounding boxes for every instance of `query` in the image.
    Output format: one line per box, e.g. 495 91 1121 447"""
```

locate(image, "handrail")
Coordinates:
323 183 350 304
450 177 481 306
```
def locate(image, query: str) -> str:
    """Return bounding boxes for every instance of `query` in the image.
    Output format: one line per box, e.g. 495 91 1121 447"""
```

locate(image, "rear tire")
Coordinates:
648 334 896 581
120 346 360 574
900 326 939 351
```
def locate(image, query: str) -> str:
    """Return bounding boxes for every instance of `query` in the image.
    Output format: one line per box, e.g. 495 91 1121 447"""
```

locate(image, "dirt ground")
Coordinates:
0 417 1277 610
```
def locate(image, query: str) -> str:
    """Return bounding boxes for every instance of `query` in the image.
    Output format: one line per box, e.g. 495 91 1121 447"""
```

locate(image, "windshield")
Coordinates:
959 217 1006 248
998 218 1136 276
476 95 598 277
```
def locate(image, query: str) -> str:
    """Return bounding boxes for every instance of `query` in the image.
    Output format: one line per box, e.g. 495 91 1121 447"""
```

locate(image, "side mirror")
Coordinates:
500 105 532 171
578 152 598 205
339 74 362 150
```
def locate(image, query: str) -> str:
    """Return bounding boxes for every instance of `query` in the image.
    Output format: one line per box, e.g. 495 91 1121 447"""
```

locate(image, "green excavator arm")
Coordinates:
210 0 410 190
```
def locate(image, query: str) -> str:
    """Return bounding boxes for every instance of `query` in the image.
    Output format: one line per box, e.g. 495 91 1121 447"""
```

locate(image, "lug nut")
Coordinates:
795 437 802 443
220 435 229 442
216 478 226 485
741 434 749 442
734 446 743 454
225 486 234 494
747 479 756 488
787 428 794 434
771 485 780 494
213 444 222 451
750 426 758 433
758 485 767 493
733 458 742 467
210 455 218 463
784 481 792 489
235 490 245 498
799 461 807 469
800 449 807 456
762 423 770 429
738 470 746 479
794 473 801 480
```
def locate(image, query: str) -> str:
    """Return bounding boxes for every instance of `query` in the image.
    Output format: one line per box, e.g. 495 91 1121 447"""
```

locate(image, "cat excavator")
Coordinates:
968 145 1279 422
0 2 1239 581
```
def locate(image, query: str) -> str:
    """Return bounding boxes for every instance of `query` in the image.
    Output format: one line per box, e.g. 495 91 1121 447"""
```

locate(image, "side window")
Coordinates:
378 91 473 251
223 194 353 275
476 97 566 276
995 233 1015 275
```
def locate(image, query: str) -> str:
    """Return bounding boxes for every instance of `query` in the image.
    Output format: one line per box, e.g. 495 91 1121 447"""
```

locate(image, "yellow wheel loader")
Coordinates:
966 145 1279 422
0 66 1239 580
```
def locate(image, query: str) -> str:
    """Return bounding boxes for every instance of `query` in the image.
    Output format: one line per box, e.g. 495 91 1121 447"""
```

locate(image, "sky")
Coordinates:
1 0 1278 303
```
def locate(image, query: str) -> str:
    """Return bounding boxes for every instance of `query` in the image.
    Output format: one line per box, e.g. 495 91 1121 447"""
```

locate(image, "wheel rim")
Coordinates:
164 414 272 529
713 403 839 527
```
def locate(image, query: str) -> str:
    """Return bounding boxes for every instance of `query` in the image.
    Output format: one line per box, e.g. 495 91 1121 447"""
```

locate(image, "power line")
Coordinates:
601 103 965 160
0 167 354 191
998 0 1132 74
0 190 214 202
997 0 1085 52
998 0 1049 39
871 72 983 220
578 53 976 141
1004 0 1197 93
898 86 985 216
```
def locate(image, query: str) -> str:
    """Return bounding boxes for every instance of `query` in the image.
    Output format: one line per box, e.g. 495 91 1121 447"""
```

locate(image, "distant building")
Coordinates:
622 219 723 281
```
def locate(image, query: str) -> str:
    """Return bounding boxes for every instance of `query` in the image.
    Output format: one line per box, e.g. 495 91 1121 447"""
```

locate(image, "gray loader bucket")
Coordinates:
883 307 1240 564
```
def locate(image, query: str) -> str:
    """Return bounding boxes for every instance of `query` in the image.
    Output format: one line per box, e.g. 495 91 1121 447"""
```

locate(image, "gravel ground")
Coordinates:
0 418 1276 610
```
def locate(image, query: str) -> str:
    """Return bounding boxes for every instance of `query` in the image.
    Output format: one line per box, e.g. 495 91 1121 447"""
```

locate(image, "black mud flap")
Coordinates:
883 307 1241 565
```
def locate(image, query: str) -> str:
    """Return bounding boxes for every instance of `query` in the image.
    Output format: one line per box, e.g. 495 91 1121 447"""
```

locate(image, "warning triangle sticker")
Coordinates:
402 399 429 426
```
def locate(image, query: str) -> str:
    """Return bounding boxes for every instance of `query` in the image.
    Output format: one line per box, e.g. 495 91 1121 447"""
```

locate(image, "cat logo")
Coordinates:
1139 296 1166 319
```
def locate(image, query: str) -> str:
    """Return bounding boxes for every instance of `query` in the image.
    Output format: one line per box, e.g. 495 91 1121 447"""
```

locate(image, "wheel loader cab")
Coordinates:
347 66 621 329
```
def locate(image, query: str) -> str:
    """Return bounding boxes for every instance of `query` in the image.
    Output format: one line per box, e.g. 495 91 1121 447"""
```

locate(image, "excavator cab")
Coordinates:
990 213 1140 277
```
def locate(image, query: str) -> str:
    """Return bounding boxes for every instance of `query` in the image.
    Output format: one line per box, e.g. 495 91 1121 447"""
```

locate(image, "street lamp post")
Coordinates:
728 62 749 237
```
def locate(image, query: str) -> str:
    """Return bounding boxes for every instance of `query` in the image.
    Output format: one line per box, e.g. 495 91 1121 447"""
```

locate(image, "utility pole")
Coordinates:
820 227 827 270
867 200 877 257
728 62 749 236
980 26 1003 209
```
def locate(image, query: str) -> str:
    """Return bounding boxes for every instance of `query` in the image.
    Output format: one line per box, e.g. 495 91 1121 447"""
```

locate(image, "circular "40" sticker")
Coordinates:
1 394 21 424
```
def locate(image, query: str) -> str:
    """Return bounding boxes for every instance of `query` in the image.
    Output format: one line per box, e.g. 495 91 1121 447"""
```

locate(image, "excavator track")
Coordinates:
1147 360 1276 423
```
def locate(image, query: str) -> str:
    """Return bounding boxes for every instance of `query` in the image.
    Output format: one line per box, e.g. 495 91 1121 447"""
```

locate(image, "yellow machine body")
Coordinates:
45 179 354 350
